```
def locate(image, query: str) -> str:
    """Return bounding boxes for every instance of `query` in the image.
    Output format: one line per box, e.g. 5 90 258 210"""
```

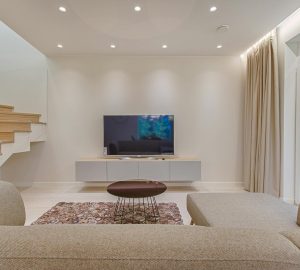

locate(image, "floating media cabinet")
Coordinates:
75 158 201 182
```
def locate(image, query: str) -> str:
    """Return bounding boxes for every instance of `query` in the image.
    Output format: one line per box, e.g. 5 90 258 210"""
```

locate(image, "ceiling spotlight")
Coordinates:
134 6 142 12
110 44 116 49
217 45 223 49
57 44 63 48
58 6 67 12
162 44 168 49
210 6 217 12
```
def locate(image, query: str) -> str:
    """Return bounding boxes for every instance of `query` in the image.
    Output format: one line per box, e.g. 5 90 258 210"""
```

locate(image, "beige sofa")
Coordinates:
0 181 300 270
187 192 300 231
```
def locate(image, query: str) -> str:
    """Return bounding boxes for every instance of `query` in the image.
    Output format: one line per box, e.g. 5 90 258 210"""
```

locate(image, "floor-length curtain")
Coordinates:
244 30 281 196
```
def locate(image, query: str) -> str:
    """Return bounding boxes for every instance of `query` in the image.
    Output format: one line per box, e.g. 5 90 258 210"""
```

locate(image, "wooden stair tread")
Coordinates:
0 120 45 125
0 120 32 123
0 112 41 117
0 131 14 134
0 139 14 144
0 121 32 132
0 105 14 113
0 105 14 109
0 106 46 162
0 132 14 142
0 112 40 123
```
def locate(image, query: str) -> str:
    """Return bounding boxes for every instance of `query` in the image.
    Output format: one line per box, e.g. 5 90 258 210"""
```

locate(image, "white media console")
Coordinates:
75 158 201 182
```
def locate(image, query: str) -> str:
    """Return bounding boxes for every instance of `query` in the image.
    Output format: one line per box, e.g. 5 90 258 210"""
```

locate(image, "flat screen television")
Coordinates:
104 115 174 156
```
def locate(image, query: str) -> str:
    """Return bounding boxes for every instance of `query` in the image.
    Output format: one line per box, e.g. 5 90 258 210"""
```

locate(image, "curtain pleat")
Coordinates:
244 30 281 196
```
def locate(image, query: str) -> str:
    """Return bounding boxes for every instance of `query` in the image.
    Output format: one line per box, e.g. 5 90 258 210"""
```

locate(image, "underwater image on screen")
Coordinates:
138 115 173 140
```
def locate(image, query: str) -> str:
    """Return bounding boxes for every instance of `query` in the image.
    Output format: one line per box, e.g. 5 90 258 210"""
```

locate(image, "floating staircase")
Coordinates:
0 105 46 167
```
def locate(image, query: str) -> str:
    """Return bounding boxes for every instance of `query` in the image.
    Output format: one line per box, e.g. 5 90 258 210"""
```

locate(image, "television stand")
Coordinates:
75 157 201 182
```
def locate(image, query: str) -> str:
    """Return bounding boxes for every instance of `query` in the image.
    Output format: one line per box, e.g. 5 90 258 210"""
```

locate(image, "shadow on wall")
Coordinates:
0 21 47 122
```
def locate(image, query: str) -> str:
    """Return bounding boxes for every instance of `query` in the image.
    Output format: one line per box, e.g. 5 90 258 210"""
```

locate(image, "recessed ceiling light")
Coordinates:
58 6 67 12
110 44 116 49
217 45 223 49
57 44 63 48
210 6 217 12
162 44 168 49
134 6 142 12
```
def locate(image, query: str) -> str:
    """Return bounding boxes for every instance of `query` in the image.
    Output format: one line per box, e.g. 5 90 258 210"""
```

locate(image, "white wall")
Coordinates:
296 56 300 203
1 55 244 185
282 45 298 202
0 21 47 121
277 9 300 202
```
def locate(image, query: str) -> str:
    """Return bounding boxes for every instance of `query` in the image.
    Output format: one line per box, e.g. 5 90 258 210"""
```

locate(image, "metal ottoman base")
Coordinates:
113 196 160 224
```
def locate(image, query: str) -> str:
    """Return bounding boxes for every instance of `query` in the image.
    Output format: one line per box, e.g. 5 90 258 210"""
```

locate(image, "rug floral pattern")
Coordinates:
32 202 183 225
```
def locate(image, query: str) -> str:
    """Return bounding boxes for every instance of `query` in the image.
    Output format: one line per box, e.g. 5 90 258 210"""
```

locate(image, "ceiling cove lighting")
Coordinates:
58 6 67 12
110 44 116 49
57 44 63 48
246 30 275 54
162 44 168 49
134 6 142 12
210 6 217 12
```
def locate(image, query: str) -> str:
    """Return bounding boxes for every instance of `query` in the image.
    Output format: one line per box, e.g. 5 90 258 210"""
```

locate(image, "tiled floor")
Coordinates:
20 182 244 225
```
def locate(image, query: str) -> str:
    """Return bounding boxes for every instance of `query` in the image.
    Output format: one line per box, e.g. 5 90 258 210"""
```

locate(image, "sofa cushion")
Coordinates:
0 225 299 270
187 193 299 232
0 181 25 226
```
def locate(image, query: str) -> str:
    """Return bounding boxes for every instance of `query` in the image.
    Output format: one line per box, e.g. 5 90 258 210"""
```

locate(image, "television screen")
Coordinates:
104 115 174 156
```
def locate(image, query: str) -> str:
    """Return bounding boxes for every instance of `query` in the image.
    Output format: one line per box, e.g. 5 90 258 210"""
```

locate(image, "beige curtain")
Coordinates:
244 30 281 196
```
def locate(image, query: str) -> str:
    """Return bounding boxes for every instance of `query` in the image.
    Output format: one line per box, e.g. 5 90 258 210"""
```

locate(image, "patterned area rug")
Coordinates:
32 202 183 225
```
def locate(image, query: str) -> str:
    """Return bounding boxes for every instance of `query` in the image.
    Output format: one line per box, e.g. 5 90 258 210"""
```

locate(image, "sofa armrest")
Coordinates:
281 230 300 249
0 181 25 226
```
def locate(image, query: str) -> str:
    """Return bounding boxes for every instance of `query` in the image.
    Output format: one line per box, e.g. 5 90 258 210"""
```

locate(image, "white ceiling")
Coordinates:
0 0 299 56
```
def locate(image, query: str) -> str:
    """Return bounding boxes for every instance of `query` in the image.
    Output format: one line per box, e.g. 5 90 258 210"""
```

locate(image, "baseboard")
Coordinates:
6 180 33 188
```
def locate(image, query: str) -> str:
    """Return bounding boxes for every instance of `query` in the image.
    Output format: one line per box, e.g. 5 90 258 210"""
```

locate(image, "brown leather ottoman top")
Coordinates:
107 180 167 198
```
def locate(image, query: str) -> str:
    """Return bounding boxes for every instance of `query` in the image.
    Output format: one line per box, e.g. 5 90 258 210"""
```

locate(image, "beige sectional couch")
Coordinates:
1 224 300 270
0 181 300 270
187 192 299 231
